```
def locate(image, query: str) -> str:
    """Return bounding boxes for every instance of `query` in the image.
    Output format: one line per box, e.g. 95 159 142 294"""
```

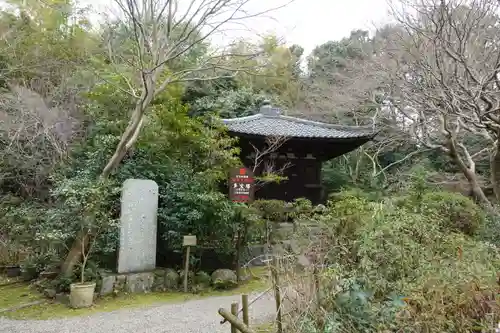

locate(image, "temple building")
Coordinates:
222 101 377 204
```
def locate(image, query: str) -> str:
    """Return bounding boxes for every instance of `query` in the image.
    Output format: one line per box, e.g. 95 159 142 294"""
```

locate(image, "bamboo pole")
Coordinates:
271 256 283 333
241 294 249 327
218 308 256 333
231 302 238 333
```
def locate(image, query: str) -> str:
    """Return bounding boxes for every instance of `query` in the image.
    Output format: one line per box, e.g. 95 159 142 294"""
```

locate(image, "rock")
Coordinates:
100 274 116 296
178 270 194 285
43 288 56 299
125 272 154 293
114 275 127 293
152 268 180 291
164 269 180 290
152 269 166 292
211 269 237 290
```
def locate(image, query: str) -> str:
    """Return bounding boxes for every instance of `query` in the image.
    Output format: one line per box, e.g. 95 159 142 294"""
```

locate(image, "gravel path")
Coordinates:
0 291 275 333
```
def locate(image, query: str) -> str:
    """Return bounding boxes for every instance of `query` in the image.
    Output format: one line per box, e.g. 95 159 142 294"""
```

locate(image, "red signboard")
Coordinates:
229 167 255 203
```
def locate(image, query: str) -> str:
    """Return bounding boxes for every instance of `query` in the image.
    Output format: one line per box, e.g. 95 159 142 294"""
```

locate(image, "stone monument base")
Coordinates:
99 268 179 296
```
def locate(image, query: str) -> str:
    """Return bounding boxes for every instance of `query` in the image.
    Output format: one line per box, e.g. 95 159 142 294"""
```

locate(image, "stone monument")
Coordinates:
117 179 159 273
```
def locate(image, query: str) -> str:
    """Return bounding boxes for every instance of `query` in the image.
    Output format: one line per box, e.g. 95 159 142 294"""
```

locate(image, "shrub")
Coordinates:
285 190 500 333
291 198 313 215
419 191 485 235
477 210 500 247
324 192 373 239
251 199 288 221
194 271 211 288
20 250 60 281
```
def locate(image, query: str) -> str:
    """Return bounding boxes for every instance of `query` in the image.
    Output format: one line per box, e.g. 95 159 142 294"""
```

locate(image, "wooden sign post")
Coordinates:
229 167 255 203
182 234 197 292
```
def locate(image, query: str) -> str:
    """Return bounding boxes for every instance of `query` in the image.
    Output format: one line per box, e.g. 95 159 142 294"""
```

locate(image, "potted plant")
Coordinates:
55 178 116 308
69 218 98 309
6 263 21 277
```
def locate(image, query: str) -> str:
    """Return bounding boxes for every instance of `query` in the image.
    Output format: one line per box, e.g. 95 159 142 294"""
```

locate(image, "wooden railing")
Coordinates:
219 257 284 333
218 294 255 333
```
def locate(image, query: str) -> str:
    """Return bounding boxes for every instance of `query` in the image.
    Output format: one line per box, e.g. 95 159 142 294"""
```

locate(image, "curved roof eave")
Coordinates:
221 113 377 141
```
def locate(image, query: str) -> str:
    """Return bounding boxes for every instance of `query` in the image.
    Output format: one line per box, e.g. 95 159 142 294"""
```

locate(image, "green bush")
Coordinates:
251 199 288 221
329 188 383 203
324 192 373 238
419 191 485 235
288 198 314 219
477 210 500 247
20 250 60 281
194 271 212 287
296 190 500 332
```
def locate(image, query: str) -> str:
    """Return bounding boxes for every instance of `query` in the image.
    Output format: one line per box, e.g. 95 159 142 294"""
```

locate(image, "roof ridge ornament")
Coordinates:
260 100 281 117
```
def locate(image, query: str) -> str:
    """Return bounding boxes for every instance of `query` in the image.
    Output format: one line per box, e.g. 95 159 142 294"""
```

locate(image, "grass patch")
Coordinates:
1 266 270 320
0 276 44 311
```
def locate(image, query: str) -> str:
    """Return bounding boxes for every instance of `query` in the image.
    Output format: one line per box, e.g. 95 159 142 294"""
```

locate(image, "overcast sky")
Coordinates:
238 0 392 54
81 0 392 56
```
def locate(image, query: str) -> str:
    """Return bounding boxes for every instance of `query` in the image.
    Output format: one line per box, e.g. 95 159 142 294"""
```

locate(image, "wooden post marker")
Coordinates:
242 294 249 326
231 302 239 333
218 308 256 333
271 256 283 333
182 234 197 293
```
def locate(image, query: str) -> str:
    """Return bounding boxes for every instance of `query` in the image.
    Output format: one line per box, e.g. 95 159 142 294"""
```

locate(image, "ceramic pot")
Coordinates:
69 282 96 308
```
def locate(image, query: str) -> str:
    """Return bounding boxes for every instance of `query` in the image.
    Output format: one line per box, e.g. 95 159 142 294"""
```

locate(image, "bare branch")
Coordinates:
100 0 293 177
248 135 290 188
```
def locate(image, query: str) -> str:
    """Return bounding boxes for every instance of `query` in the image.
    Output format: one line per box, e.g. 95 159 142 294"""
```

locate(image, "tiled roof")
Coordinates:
221 104 376 140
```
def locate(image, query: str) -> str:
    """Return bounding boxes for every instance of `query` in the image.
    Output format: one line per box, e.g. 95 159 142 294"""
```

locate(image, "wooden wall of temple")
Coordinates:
226 134 369 204
241 142 325 204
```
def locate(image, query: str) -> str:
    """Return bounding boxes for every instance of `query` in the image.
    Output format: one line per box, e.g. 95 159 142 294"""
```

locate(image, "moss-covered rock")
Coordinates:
164 268 180 290
211 269 237 290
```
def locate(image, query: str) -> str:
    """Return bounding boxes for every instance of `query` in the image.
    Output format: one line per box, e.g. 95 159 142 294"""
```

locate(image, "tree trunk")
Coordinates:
451 156 491 205
101 105 146 178
447 137 491 206
60 230 89 277
489 141 500 203
61 77 156 277
465 169 490 205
